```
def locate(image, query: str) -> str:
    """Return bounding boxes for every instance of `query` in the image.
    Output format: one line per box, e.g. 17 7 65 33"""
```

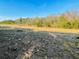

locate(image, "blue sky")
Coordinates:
0 0 79 20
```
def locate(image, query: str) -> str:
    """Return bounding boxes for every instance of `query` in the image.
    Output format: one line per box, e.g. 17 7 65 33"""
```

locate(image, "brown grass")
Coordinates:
0 24 79 33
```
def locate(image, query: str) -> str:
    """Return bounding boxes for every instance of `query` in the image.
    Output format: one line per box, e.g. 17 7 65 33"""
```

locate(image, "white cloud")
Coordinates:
0 16 17 21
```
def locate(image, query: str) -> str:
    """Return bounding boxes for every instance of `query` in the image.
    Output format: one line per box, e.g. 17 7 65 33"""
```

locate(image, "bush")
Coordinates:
0 20 15 24
2 12 79 29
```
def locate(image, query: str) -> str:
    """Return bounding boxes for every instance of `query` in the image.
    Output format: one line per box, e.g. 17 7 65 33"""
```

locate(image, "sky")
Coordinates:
0 0 79 20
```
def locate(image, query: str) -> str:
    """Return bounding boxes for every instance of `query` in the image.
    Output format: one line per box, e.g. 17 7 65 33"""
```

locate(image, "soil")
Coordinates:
0 27 79 59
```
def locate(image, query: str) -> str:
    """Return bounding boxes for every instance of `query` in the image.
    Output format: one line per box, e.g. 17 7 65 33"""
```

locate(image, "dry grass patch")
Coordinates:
0 24 79 33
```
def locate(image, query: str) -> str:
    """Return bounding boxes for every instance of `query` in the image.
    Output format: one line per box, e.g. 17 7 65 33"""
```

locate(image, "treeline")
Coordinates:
0 12 79 29
0 20 15 24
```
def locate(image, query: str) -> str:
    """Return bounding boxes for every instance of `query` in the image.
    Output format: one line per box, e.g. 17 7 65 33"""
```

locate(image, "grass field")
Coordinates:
0 24 79 33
